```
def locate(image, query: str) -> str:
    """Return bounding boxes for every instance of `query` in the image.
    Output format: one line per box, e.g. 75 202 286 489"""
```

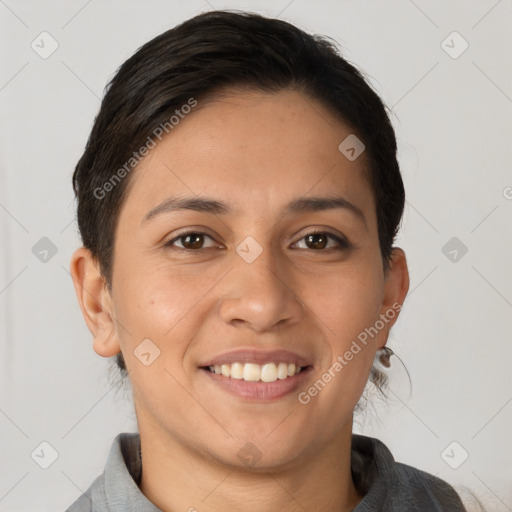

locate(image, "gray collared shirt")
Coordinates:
65 432 466 511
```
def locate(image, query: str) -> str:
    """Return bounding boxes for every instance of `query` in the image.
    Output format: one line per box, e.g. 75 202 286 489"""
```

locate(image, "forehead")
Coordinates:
120 88 374 222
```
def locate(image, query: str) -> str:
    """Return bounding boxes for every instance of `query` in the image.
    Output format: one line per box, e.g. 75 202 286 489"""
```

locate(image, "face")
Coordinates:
74 88 408 470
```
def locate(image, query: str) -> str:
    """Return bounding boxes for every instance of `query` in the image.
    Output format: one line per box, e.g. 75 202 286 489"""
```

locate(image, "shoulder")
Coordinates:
63 433 137 512
64 473 107 512
351 434 467 511
392 461 467 510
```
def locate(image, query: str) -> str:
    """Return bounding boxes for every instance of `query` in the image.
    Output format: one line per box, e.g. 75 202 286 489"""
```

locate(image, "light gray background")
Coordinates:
1 1 511 511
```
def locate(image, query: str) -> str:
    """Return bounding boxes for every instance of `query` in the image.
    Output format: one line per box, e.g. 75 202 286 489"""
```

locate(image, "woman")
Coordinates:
66 10 468 511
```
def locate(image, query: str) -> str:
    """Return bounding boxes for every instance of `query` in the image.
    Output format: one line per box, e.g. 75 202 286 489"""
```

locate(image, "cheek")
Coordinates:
111 258 217 369
303 254 384 401
298 266 384 436
309 258 384 345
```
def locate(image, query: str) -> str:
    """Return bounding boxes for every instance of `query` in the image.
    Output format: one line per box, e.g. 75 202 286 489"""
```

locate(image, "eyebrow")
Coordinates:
141 195 366 226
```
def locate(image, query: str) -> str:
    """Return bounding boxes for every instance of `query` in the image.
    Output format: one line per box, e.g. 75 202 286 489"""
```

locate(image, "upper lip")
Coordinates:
199 348 313 368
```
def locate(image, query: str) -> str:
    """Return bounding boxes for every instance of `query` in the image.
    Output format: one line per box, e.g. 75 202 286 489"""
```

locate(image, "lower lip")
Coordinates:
200 367 312 401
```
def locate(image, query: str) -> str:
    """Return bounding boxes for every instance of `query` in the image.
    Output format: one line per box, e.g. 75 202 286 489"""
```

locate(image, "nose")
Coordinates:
219 245 304 332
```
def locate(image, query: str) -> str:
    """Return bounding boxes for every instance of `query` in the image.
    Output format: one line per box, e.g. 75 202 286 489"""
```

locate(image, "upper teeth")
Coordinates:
208 362 302 382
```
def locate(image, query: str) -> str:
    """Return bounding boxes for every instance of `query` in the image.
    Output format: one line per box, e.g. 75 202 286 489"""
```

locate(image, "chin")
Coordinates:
222 429 307 471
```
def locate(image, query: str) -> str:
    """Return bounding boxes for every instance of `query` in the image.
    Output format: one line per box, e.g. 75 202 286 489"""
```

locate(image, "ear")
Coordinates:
69 247 120 358
379 247 409 328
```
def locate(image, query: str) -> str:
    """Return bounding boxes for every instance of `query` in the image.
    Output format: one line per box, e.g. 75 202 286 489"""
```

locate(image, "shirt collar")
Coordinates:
104 433 161 511
103 432 407 511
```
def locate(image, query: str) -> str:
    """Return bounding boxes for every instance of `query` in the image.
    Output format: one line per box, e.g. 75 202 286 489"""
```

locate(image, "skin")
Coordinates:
71 88 409 512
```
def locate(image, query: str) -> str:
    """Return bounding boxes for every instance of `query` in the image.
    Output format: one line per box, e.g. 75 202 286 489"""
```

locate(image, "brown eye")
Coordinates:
294 232 350 251
305 233 328 250
165 232 217 250
181 233 204 249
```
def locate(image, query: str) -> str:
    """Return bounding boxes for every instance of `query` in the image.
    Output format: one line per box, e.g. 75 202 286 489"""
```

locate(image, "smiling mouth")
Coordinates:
200 362 311 383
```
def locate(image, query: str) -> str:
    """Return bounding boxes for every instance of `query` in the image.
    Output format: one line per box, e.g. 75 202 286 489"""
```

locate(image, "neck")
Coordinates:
138 420 363 512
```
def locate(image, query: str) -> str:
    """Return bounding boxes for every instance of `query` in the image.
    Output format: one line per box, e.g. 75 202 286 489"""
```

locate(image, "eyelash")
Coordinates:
164 230 351 252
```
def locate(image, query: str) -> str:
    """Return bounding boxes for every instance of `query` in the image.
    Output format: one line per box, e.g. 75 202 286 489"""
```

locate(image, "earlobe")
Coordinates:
380 247 410 326
69 247 121 358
